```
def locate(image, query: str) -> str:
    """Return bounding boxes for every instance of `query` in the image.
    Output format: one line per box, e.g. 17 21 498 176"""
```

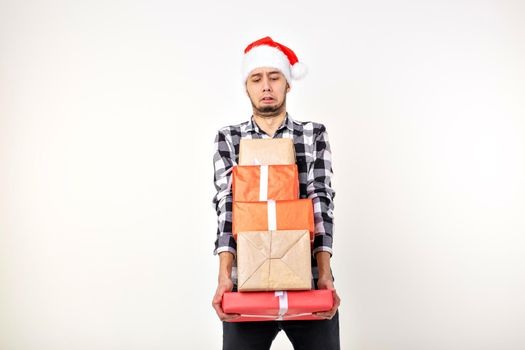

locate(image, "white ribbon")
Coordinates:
239 289 317 320
259 165 268 201
267 199 277 231
274 291 288 321
238 313 312 320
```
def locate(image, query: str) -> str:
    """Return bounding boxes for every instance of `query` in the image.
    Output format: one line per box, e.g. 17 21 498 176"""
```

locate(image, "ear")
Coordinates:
286 82 291 93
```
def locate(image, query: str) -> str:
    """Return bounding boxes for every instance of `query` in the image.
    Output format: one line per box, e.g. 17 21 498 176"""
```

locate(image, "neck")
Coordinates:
252 110 287 137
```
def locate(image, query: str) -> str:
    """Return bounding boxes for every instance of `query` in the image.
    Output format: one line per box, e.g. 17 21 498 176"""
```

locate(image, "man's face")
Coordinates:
245 67 290 118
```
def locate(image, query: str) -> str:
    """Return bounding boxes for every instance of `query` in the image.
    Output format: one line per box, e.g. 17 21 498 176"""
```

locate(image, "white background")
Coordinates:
1 0 524 349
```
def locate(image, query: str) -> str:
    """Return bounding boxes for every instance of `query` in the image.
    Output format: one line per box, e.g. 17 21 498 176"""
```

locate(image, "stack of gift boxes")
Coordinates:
222 138 333 322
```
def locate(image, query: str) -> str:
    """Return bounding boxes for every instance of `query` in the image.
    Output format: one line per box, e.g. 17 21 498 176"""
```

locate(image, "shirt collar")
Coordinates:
245 113 295 135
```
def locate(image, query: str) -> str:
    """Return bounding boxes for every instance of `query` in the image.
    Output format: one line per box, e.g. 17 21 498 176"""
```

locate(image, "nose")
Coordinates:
262 76 272 92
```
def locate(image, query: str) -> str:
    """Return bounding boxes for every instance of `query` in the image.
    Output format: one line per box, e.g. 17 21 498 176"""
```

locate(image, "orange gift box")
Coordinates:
232 164 299 202
232 199 315 241
222 290 333 322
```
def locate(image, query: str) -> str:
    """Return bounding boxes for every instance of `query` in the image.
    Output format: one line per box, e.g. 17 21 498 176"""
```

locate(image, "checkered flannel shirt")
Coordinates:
212 113 335 280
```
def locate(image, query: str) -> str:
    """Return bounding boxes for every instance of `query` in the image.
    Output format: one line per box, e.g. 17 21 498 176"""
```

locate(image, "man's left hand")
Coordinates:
313 277 341 320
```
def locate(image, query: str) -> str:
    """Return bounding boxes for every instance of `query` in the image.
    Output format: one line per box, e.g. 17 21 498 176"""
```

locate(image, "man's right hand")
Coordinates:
212 276 240 321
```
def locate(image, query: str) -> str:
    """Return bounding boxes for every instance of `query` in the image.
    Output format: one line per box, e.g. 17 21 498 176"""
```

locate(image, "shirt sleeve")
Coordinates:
212 129 237 256
307 125 336 256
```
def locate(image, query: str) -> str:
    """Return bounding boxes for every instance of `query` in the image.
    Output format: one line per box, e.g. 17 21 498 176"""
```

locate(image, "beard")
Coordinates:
249 94 287 118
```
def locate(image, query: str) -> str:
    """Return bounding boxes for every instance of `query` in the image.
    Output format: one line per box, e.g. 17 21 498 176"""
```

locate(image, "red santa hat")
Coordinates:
242 36 308 84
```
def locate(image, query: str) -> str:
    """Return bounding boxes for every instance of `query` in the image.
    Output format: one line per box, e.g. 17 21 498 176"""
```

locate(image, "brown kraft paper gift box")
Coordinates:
237 230 312 292
239 138 296 165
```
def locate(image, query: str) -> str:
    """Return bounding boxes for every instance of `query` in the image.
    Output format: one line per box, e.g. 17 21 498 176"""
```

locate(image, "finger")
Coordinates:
313 310 333 317
329 296 340 314
215 308 236 321
332 290 341 307
212 299 226 317
212 293 223 305
313 312 333 319
213 287 228 306
322 310 337 319
333 296 341 309
222 313 241 321
322 300 339 317
216 308 240 321
212 297 240 321
212 300 222 314
328 306 338 316
213 305 224 318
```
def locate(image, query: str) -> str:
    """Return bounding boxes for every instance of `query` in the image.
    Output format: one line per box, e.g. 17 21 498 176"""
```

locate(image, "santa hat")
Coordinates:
242 36 308 84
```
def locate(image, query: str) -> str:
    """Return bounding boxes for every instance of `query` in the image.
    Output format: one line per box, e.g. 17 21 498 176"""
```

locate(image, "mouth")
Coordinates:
261 96 275 103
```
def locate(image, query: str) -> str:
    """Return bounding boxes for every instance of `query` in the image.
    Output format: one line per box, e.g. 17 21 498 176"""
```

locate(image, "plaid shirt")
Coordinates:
212 113 335 280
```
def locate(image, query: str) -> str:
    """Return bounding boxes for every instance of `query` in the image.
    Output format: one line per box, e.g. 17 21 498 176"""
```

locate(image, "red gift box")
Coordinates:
222 290 333 322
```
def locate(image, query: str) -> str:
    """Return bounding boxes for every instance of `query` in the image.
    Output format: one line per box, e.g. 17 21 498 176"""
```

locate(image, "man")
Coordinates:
211 36 341 350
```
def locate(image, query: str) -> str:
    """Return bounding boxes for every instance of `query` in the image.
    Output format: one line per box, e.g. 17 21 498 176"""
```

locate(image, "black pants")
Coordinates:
222 311 340 350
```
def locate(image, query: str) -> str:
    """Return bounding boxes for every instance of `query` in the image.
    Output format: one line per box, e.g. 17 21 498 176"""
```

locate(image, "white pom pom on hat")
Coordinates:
242 36 308 84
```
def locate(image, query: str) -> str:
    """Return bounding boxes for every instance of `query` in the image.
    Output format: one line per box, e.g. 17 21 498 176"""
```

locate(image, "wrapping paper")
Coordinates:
222 290 334 322
232 199 315 241
239 138 296 165
237 230 312 291
232 164 299 202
